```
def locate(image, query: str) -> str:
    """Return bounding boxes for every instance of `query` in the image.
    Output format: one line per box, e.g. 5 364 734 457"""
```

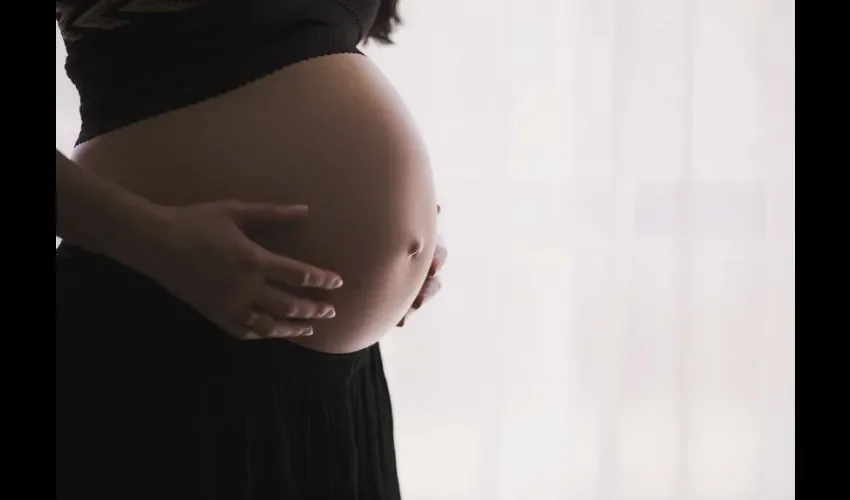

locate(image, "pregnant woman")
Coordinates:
55 1 446 498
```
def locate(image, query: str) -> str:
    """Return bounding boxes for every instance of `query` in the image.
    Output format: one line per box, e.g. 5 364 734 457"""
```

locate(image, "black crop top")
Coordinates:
56 0 380 145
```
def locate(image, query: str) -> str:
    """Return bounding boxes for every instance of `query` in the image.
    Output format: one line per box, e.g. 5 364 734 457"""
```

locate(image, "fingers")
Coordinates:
412 277 442 310
256 285 336 320
263 320 314 338
429 239 448 277
242 311 278 337
224 284 335 340
227 311 315 340
230 202 310 224
397 276 442 328
398 203 445 328
232 322 314 340
256 248 344 289
223 312 279 340
228 202 343 289
229 328 263 341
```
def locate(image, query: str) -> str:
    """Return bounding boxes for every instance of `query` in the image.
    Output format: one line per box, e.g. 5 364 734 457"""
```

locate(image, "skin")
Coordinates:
398 213 446 327
58 146 351 339
71 54 441 354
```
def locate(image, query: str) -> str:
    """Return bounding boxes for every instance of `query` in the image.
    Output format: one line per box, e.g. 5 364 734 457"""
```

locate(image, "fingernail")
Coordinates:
299 326 314 336
397 317 406 327
321 307 336 318
330 277 344 289
412 298 423 309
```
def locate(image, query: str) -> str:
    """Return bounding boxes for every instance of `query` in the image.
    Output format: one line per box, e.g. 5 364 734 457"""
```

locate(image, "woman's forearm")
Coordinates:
56 149 171 270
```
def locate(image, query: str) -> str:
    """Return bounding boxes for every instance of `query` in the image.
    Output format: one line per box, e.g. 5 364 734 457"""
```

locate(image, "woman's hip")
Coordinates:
55 245 400 498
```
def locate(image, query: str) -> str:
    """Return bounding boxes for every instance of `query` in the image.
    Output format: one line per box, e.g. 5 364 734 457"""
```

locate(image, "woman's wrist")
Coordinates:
107 199 178 277
55 148 176 274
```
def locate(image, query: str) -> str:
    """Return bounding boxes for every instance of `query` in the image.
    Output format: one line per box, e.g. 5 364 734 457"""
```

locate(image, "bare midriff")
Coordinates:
72 54 437 354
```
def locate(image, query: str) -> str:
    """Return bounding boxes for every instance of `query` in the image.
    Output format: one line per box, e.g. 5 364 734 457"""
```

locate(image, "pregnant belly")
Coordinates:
72 54 438 354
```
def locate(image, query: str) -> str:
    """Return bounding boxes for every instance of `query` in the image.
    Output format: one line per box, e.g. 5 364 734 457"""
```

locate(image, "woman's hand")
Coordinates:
145 200 343 340
398 206 447 327
55 151 337 340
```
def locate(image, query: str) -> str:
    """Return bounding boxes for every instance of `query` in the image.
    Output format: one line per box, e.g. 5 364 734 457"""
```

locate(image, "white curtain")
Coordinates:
56 0 795 498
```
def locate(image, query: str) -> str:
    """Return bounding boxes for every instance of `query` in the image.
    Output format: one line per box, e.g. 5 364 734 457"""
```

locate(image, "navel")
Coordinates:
407 237 425 257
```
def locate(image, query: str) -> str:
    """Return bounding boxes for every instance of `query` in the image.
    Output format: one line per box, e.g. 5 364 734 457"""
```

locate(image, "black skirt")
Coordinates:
55 245 401 500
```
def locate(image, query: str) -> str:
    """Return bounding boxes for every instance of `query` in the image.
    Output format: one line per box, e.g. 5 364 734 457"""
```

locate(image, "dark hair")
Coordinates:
365 0 401 44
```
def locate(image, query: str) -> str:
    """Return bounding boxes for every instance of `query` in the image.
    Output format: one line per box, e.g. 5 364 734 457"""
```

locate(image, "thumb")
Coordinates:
230 203 309 225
